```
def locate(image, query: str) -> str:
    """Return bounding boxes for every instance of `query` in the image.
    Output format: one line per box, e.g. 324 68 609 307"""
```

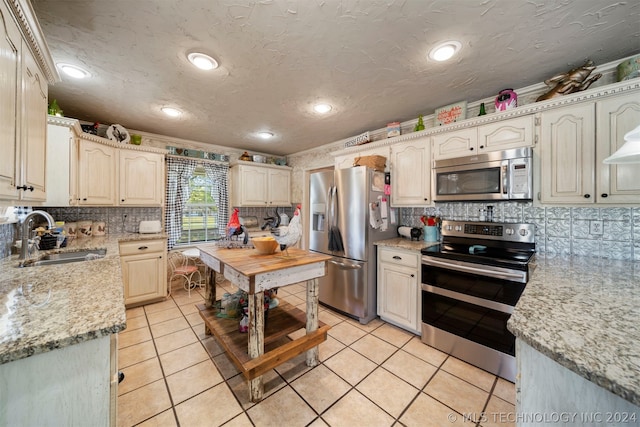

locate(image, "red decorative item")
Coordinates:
227 208 241 237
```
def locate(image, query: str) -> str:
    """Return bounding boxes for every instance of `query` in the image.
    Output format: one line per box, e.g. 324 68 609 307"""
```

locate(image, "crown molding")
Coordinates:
7 0 59 83
47 115 169 154
332 78 640 157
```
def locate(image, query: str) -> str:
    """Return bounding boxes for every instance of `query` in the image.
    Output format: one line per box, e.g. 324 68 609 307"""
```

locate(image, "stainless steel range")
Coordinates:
420 220 535 382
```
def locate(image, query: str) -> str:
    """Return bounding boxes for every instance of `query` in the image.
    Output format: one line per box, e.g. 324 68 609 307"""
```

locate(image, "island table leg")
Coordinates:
305 277 320 367
248 290 265 402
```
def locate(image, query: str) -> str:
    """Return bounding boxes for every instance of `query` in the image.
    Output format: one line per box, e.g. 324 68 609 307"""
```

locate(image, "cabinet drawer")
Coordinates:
379 248 419 268
119 239 166 256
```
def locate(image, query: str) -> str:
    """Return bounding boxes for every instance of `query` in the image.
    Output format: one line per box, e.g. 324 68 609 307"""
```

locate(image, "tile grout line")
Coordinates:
120 288 515 426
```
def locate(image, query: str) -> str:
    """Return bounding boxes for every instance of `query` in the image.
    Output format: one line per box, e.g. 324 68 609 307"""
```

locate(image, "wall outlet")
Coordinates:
589 220 604 235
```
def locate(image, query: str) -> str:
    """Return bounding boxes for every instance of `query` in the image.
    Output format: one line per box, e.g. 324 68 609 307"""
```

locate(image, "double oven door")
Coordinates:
420 255 527 382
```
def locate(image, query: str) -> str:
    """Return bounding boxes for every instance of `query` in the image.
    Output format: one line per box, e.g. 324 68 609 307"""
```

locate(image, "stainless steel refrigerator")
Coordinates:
309 167 396 324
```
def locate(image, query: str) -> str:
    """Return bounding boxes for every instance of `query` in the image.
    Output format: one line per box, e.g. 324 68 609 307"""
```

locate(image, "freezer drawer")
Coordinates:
318 257 368 319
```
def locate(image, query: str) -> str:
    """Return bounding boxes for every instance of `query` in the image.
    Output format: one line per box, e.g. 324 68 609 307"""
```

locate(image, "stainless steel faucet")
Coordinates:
20 210 55 260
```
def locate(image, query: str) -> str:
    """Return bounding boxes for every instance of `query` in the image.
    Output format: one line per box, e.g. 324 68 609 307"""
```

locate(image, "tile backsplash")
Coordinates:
40 206 162 234
0 222 16 259
0 207 163 260
400 202 640 261
1 203 637 261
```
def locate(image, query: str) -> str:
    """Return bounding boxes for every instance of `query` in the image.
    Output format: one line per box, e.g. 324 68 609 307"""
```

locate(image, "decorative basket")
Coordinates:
353 155 386 171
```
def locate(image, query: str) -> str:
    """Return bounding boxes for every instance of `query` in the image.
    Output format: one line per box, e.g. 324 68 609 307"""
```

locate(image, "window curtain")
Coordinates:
165 157 198 249
202 162 230 238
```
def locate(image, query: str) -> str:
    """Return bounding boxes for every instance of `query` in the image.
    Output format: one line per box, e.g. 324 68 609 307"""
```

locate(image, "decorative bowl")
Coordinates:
252 237 278 255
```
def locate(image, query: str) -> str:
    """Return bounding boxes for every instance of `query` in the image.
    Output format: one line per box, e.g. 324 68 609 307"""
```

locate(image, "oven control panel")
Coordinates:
441 220 535 243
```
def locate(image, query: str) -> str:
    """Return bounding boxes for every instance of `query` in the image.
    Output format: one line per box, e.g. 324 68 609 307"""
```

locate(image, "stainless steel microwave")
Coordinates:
432 147 533 201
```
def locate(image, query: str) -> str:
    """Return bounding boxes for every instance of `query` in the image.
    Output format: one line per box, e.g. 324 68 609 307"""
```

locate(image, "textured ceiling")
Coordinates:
32 0 640 156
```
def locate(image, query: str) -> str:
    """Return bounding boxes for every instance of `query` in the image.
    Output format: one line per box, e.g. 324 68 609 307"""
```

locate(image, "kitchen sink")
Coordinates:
20 248 107 267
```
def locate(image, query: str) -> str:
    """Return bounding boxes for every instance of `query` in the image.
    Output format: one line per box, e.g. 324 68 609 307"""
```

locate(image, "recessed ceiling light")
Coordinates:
161 107 182 117
428 41 462 62
57 63 90 79
313 103 333 114
187 52 219 70
257 131 274 139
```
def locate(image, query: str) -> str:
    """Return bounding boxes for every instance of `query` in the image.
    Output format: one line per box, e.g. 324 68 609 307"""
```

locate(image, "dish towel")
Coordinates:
328 226 344 252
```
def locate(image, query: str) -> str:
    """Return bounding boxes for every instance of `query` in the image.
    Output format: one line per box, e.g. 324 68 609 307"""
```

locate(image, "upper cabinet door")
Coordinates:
19 44 48 202
478 115 534 152
390 137 431 206
596 92 640 203
432 128 475 160
119 150 165 205
268 168 291 206
0 4 19 199
78 139 117 205
540 103 595 204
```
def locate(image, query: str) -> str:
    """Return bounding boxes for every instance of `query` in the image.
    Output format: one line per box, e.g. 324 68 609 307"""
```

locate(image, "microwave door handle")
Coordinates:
502 165 508 195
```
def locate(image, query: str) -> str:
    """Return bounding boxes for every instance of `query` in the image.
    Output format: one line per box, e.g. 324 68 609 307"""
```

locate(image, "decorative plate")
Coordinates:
106 124 130 144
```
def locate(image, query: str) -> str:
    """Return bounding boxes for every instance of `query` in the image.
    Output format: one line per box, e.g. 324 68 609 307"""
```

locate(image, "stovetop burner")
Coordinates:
421 220 536 270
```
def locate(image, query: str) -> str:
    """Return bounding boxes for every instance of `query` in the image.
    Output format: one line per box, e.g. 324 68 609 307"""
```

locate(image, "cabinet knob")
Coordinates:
16 185 26 191
392 256 402 260
469 147 474 151
584 194 591 199
601 193 608 198
138 246 149 250
83 198 87 201
479 145 484 149
411 274 415 277
121 199 125 202
27 186 34 191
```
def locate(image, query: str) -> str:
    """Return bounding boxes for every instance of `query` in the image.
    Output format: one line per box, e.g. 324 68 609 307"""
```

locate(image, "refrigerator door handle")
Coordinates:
329 186 338 227
329 259 362 270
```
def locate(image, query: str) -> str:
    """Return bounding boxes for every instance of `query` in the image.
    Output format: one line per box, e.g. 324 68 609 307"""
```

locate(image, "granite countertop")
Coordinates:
508 255 640 406
375 237 440 251
0 232 167 365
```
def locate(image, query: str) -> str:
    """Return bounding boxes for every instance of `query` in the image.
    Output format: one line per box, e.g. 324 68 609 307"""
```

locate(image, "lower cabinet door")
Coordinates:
121 252 166 306
378 262 419 333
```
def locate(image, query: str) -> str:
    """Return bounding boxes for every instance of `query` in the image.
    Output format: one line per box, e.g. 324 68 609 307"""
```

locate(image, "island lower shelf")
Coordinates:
197 300 329 380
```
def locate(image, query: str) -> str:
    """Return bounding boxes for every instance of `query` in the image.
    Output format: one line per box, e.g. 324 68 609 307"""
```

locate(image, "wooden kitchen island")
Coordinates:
196 245 331 401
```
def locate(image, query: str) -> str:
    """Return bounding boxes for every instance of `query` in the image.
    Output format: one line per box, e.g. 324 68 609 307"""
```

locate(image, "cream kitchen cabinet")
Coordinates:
0 1 55 202
540 91 640 204
47 120 166 207
377 246 421 335
119 238 167 307
78 138 117 205
390 137 431 206
119 150 165 205
17 42 49 202
230 162 291 207
0 1 21 199
595 92 640 204
45 118 79 206
432 115 534 160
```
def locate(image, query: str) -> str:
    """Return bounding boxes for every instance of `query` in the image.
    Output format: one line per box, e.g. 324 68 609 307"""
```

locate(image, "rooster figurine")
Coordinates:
226 207 248 244
271 205 302 256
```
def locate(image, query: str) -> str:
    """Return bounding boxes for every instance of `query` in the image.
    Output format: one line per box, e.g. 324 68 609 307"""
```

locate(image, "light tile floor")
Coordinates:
118 282 516 427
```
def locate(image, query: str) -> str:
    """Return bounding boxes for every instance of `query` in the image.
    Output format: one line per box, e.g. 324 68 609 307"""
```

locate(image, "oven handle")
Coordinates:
421 284 514 314
421 256 526 282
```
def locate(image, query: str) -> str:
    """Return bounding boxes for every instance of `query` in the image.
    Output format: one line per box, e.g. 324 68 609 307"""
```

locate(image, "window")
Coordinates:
179 167 221 244
165 157 229 250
